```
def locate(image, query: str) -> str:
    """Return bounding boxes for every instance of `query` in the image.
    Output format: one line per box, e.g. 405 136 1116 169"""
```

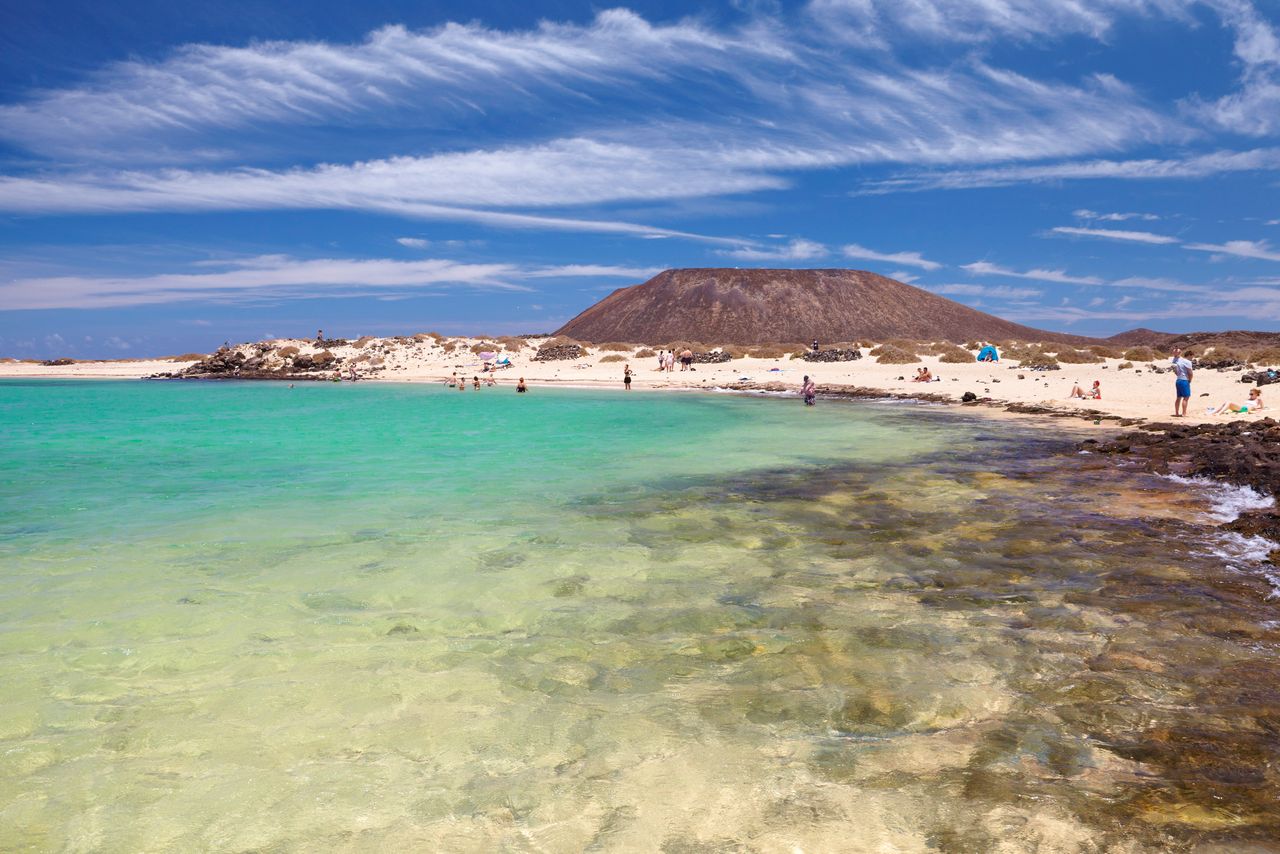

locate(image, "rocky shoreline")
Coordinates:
726 380 1280 561
1084 419 1280 552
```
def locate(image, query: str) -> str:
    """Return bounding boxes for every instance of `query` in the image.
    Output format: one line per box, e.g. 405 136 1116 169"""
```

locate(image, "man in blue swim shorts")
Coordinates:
1171 347 1194 417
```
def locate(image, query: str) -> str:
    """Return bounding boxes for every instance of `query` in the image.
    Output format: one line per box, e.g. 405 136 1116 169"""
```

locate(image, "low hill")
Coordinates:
554 268 1095 345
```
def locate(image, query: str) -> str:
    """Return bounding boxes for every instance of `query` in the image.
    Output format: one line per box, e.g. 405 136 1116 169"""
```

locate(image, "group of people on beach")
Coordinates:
655 349 694 372
1170 347 1264 417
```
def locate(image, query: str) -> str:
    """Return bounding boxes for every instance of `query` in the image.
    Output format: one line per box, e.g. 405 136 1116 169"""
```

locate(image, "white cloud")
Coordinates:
1050 226 1179 244
397 237 431 248
720 238 828 261
0 11 790 160
1073 208 1161 221
1183 238 1280 261
523 264 661 279
842 242 941 270
859 147 1280 193
888 270 919 283
0 254 673 310
808 0 1200 45
0 255 535 310
962 260 1103 285
928 283 1041 299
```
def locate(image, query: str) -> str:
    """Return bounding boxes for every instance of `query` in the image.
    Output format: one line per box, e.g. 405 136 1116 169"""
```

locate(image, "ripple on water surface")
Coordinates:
1 380 1280 851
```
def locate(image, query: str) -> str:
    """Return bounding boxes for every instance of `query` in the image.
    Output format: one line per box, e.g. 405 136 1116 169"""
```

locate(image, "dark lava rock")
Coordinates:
961 391 978 402
40 358 76 366
1086 418 1280 496
1243 370 1280 386
183 348 246 376
691 350 732 364
533 343 584 361
315 338 348 348
802 348 863 362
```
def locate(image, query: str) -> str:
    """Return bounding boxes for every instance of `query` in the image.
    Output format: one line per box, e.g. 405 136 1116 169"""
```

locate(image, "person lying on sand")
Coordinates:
1069 382 1085 398
1208 388 1263 415
1087 381 1101 399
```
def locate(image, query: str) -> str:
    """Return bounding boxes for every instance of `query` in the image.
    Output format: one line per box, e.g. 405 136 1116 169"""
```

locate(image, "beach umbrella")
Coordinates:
479 351 497 361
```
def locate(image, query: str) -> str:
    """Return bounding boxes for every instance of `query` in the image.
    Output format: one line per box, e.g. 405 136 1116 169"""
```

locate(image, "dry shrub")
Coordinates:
355 336 375 348
937 344 974 364
543 336 582 348
635 348 656 358
276 345 300 358
496 336 525 351
1249 347 1280 365
875 345 921 364
169 353 206 361
441 341 458 353
964 340 984 351
870 341 918 358
1054 348 1103 364
1021 353 1060 369
596 342 635 351
1000 342 1038 361
720 345 749 359
1087 345 1123 359
1123 346 1157 362
748 345 792 359
1118 361 1134 370
471 342 499 355
353 352 371 363
598 354 627 363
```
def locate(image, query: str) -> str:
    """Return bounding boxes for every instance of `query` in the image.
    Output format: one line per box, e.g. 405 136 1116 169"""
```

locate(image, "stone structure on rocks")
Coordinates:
691 351 732 364
533 343 584 361
802 348 862 362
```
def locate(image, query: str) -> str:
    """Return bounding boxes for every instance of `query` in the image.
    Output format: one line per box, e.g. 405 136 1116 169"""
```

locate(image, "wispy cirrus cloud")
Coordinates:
1183 238 1280 261
0 255 653 310
0 10 790 161
962 260 1103 285
858 147 1280 194
927 283 1042 300
1050 225 1179 244
719 238 828 261
1073 208 1161 221
842 243 942 270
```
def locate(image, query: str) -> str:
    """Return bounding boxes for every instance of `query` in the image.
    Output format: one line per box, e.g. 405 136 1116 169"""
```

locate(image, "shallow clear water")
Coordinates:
3 380 1280 852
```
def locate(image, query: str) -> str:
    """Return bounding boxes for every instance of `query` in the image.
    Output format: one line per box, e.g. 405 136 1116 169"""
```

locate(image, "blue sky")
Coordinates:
2 0 1279 357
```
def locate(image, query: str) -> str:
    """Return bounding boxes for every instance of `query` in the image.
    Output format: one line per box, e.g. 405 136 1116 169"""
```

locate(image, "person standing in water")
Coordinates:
516 377 528 393
1171 348 1194 417
624 364 632 391
802 375 817 406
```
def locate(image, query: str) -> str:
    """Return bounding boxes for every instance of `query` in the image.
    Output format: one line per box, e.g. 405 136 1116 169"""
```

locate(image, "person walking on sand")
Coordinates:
802 375 817 406
624 363 632 391
656 350 665 371
1171 348 1194 417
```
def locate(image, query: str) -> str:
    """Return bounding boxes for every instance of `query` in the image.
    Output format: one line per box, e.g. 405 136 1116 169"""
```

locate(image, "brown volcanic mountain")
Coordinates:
555 268 1094 345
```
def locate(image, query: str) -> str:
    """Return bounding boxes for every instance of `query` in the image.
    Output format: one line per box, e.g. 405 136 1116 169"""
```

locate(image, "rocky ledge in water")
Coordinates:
1084 418 1280 551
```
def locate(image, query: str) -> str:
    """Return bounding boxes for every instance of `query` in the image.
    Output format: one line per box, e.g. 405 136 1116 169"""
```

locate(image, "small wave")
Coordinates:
1161 474 1274 523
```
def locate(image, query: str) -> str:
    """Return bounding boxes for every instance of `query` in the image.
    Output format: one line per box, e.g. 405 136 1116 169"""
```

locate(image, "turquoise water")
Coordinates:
3 380 1280 851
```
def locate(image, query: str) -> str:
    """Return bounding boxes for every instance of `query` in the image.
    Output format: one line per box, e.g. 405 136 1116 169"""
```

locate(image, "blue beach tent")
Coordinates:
976 345 999 362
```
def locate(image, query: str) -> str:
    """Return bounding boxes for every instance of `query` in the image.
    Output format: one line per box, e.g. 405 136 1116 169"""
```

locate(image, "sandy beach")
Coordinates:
2 337 1269 427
